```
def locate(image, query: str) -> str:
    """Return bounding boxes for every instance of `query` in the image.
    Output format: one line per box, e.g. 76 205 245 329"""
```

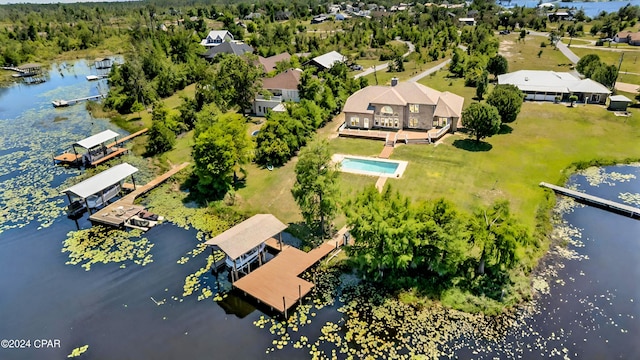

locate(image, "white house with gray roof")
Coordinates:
342 80 464 132
306 51 346 70
498 70 611 104
200 30 234 47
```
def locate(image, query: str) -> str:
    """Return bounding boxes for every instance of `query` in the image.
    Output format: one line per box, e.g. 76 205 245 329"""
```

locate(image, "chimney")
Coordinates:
391 77 398 86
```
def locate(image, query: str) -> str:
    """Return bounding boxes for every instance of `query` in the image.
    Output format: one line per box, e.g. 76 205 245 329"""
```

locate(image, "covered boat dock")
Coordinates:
62 163 138 216
205 214 288 281
206 214 341 315
54 129 138 166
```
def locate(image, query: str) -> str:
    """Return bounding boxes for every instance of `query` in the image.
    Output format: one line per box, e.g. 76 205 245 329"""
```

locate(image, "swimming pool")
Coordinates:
333 154 408 178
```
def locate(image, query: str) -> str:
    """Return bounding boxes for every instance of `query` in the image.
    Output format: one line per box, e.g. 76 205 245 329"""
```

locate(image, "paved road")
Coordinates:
526 30 578 63
556 40 581 64
408 59 451 82
354 39 415 79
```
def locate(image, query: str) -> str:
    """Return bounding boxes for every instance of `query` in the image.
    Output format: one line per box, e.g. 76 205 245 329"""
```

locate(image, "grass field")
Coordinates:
569 47 640 85
499 33 573 72
418 70 494 109
389 102 639 230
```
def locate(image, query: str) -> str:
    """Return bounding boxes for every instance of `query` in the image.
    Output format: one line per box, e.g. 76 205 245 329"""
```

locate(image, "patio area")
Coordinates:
338 127 450 144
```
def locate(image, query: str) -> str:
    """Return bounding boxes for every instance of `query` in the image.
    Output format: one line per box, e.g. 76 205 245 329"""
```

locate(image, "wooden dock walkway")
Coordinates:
52 94 106 108
89 163 190 227
107 128 148 147
90 148 128 166
540 182 640 218
234 239 340 314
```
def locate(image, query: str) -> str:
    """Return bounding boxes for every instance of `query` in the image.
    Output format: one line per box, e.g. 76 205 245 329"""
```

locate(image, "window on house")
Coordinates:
374 117 379 126
410 104 419 113
259 106 262 113
394 118 399 128
350 116 360 126
381 106 393 115
409 118 418 128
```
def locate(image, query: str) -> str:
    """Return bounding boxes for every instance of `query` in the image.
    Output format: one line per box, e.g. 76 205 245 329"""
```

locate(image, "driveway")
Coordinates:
615 82 640 93
556 41 580 64
408 59 451 82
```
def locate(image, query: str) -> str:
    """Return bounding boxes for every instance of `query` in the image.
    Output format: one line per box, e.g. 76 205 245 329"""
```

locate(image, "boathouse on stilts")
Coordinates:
62 163 138 216
205 214 287 282
54 129 128 167
205 214 342 316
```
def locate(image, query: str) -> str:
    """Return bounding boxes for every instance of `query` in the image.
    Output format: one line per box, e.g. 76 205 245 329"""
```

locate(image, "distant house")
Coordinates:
311 15 329 24
306 51 346 70
200 30 234 47
257 52 291 73
202 42 254 60
497 70 611 104
547 11 573 21
253 69 303 116
328 5 341 14
343 80 464 133
458 17 476 26
245 12 262 20
274 10 291 21
614 31 640 45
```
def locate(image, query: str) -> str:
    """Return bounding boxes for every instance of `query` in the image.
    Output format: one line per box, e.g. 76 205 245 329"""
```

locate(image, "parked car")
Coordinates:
499 30 511 35
350 64 363 71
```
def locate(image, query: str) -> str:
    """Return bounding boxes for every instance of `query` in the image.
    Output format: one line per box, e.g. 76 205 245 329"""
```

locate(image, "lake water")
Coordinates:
1 62 638 359
500 0 640 18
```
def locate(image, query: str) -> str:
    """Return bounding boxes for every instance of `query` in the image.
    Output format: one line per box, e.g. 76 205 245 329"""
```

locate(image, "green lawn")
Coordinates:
232 96 640 232
388 103 640 230
234 160 302 223
418 70 494 110
569 47 640 85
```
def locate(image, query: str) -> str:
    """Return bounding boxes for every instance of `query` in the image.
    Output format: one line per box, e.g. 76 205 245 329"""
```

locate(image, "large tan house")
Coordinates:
342 80 464 133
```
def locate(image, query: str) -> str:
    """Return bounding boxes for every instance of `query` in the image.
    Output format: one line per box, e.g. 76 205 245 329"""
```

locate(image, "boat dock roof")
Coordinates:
234 239 338 314
205 214 288 260
62 163 138 199
74 129 120 149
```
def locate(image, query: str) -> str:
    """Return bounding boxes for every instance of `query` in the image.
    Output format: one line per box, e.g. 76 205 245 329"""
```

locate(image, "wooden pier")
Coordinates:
233 238 340 315
89 162 190 227
52 94 106 108
106 128 148 148
540 182 640 218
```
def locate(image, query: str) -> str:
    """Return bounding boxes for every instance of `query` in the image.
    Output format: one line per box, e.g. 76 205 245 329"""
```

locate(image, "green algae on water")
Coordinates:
62 227 153 271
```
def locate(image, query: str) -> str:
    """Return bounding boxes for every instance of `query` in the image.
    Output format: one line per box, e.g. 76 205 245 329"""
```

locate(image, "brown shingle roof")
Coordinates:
392 82 441 104
204 214 287 260
258 52 291 73
371 88 406 105
434 91 464 118
262 68 302 90
343 81 464 117
343 86 387 114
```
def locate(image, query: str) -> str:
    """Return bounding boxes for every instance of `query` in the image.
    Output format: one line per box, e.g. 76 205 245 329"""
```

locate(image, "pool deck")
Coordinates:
332 154 408 178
